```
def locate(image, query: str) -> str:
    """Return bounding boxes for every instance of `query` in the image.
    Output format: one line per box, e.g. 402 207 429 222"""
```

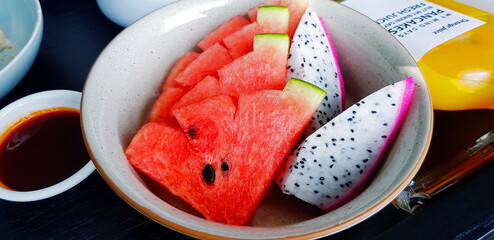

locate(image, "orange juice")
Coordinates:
341 0 494 110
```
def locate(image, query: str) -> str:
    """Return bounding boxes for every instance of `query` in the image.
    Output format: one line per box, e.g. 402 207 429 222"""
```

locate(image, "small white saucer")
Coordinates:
0 90 95 202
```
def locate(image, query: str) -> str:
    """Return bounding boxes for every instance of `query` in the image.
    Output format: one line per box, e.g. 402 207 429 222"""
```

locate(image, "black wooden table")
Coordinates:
0 0 493 239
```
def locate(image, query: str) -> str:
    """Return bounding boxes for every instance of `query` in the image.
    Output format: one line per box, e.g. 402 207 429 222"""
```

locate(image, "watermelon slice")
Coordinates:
197 15 250 51
224 6 289 60
282 0 311 39
247 0 281 22
172 75 223 110
248 0 310 39
175 43 232 89
223 23 257 60
219 33 289 97
148 87 185 125
161 52 200 91
125 79 326 225
173 95 236 154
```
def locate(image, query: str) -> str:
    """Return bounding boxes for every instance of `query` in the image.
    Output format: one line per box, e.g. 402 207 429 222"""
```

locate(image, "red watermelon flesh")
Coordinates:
223 23 257 60
175 43 232 89
219 34 289 97
224 6 289 60
161 52 200 91
173 95 236 154
197 15 250 51
148 87 185 126
281 0 311 39
172 75 224 110
126 80 325 225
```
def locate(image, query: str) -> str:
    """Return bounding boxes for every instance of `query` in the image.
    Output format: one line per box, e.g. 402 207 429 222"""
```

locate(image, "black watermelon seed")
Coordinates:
221 161 229 172
333 176 339 181
188 127 196 138
295 183 300 187
319 177 325 180
202 164 215 185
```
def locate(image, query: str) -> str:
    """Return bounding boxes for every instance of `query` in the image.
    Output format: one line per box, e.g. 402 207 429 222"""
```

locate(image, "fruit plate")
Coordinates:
81 0 433 239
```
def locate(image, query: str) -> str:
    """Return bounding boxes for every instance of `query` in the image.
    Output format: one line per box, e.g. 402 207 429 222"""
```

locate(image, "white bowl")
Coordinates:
0 0 43 100
0 90 95 202
96 0 179 27
82 0 433 238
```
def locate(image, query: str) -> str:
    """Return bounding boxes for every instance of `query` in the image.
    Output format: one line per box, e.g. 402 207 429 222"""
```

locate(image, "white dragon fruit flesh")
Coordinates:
276 77 415 211
286 7 345 136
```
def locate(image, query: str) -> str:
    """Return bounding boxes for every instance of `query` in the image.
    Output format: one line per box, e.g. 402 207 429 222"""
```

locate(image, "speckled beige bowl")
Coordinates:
81 0 433 239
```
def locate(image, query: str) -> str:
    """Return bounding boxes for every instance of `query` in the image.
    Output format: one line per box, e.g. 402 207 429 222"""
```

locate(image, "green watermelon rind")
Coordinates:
257 6 290 25
284 78 326 107
253 33 290 52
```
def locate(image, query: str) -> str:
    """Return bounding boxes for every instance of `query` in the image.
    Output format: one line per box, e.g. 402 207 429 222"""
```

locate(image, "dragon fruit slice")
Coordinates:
276 77 415 211
287 7 345 137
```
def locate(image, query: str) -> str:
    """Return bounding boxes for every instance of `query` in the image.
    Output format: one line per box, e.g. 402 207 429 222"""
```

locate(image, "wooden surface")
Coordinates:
0 0 493 239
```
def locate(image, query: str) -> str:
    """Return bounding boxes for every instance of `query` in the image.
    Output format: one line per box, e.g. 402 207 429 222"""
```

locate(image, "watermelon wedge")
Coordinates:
175 43 232 89
224 6 290 59
219 33 289 97
247 0 281 22
172 75 223 110
125 79 326 225
161 52 200 91
148 87 185 125
197 15 250 51
248 0 310 39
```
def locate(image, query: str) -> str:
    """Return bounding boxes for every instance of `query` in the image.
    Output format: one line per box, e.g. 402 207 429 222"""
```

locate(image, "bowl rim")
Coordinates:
0 0 43 76
81 0 434 238
0 90 96 202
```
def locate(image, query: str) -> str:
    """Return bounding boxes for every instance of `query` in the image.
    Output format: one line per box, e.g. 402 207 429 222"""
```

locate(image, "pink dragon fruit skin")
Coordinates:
276 77 415 211
286 7 345 137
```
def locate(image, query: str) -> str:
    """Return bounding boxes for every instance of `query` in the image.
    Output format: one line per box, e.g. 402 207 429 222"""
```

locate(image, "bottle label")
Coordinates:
342 0 485 60
455 0 494 15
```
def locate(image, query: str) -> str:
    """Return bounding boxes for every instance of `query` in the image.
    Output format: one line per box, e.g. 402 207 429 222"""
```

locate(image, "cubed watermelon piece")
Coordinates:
197 15 250 51
224 6 289 60
219 34 289 97
161 52 200 91
148 87 186 125
126 80 325 225
175 43 232 89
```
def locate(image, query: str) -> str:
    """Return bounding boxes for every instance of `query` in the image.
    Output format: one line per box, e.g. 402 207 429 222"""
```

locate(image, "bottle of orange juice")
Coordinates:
339 0 494 111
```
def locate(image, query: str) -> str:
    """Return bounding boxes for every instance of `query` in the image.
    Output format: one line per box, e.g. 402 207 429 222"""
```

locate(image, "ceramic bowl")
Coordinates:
82 0 433 238
96 0 179 27
0 90 95 202
0 0 43 100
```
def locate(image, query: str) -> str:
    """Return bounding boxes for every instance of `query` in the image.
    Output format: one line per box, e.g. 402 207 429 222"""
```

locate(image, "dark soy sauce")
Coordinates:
0 108 90 191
